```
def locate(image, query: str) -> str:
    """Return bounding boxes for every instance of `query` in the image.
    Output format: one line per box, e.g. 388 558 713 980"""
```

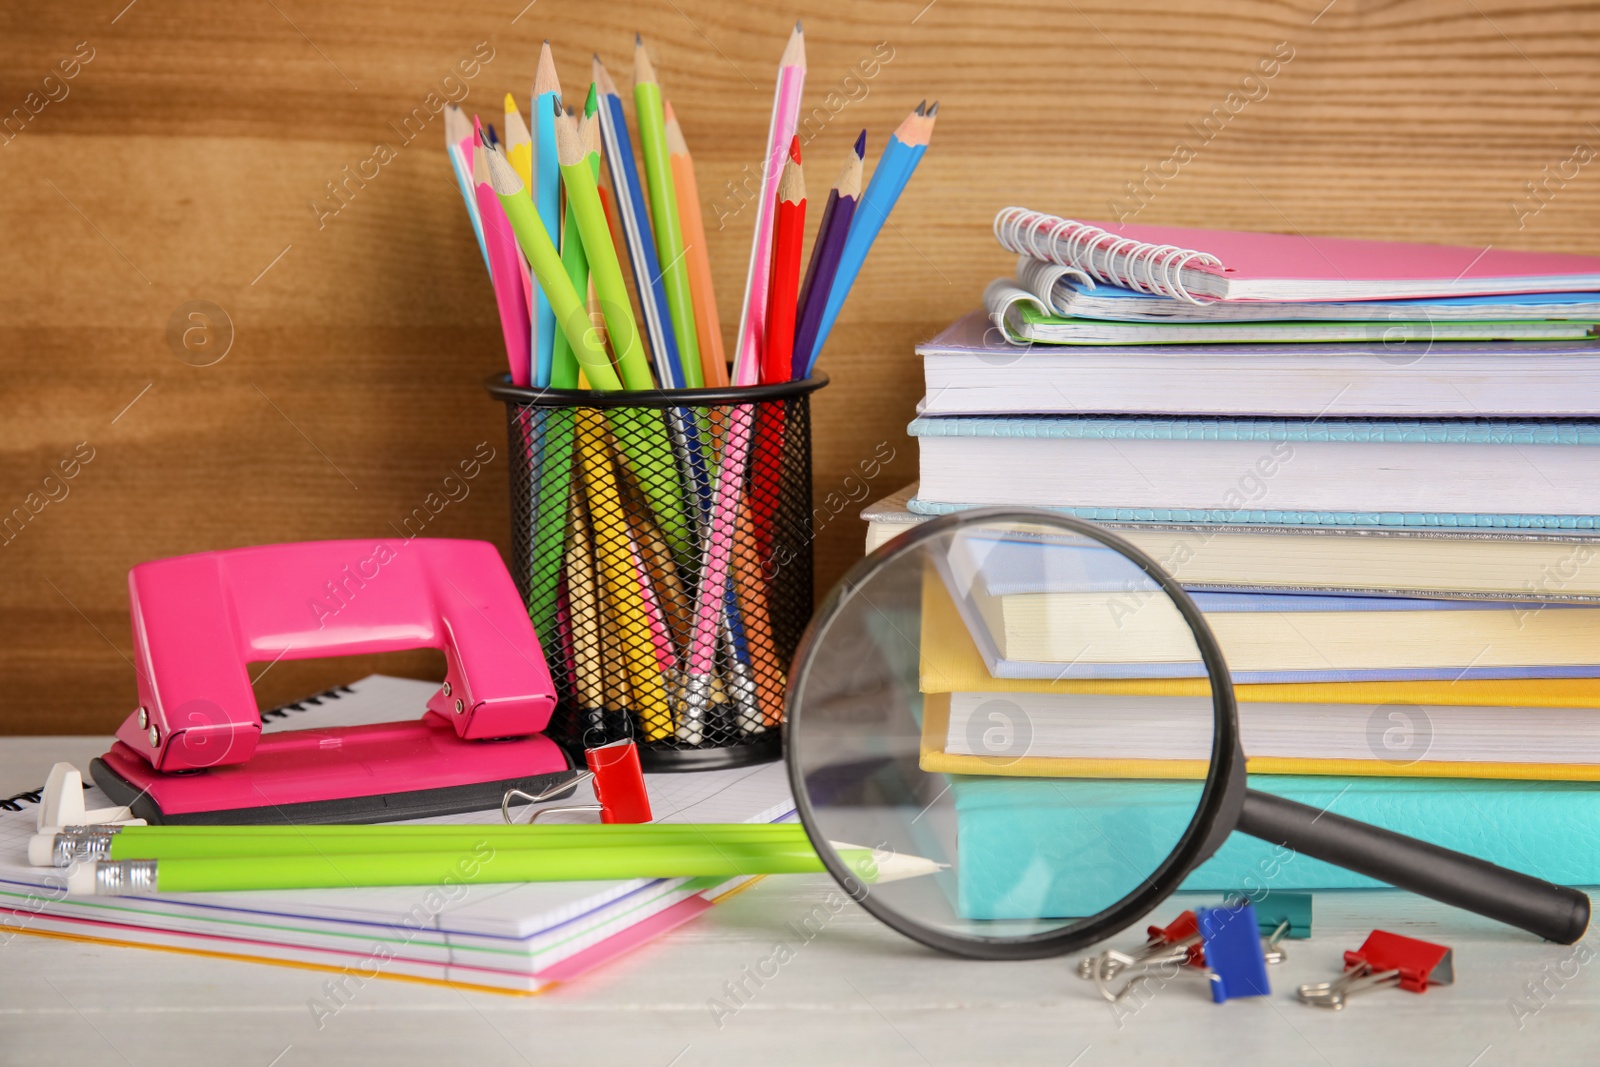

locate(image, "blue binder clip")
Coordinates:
1197 901 1272 1003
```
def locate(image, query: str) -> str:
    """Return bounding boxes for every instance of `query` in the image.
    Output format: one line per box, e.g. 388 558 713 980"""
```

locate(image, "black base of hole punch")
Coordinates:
90 759 580 826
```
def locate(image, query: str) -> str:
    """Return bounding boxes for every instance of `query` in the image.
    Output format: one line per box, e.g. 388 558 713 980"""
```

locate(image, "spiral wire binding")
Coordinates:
994 206 1225 305
259 684 357 721
1 786 50 813
4 687 360 807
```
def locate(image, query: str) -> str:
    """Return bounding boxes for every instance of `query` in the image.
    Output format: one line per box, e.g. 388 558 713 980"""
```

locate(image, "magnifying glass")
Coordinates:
785 509 1590 959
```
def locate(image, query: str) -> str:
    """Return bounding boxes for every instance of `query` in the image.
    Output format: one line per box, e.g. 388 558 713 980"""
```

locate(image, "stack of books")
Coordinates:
869 209 1600 909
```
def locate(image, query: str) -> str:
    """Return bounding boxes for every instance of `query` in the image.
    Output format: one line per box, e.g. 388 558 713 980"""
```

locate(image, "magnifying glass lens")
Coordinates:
788 514 1222 950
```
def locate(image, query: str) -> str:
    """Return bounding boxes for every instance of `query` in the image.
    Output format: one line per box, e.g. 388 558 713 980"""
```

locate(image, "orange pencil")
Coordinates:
733 493 784 727
761 137 806 386
665 101 728 388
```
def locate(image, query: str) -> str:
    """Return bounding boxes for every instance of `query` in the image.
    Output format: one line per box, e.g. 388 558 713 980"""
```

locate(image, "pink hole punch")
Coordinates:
91 539 578 824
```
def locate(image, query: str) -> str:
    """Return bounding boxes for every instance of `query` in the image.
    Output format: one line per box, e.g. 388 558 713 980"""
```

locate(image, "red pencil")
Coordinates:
761 137 806 386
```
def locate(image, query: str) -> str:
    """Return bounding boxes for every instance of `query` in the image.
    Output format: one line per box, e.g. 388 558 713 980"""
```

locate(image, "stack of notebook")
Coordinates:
874 209 1600 904
0 677 796 993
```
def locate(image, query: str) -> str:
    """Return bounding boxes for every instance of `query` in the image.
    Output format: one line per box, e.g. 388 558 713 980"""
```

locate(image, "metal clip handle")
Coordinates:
1297 963 1402 1010
1085 940 1204 1003
502 771 596 825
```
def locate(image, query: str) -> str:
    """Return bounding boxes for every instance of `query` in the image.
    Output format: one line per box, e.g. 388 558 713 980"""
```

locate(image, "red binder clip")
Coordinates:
501 739 653 824
1297 930 1454 1009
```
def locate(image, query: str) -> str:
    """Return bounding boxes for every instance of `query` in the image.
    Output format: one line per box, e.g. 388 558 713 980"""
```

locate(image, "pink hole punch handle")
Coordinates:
117 539 556 772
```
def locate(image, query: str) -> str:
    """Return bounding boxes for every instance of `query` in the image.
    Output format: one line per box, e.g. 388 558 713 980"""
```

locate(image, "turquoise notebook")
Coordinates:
952 773 1600 920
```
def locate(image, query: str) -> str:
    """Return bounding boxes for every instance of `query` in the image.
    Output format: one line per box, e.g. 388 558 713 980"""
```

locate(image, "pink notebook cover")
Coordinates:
1089 219 1600 299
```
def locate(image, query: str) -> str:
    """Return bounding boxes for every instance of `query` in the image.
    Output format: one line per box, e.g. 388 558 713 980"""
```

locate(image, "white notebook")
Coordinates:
0 676 796 994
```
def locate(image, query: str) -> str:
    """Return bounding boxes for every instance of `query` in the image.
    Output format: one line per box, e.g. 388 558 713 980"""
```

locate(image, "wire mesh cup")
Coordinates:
486 374 827 771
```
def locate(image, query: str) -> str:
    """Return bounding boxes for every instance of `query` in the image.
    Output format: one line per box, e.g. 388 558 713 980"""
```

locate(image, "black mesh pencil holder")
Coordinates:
486 374 828 771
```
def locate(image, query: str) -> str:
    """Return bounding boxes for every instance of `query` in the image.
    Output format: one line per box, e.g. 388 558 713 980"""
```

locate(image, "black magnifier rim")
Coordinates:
783 507 1245 961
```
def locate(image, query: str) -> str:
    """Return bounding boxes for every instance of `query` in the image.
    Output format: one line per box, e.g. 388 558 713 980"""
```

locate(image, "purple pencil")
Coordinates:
791 130 865 379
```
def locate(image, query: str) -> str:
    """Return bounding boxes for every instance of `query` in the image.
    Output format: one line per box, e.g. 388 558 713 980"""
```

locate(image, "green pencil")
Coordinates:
632 35 702 389
44 823 814 864
67 843 941 895
527 88 608 642
548 84 604 390
484 147 622 391
554 104 695 560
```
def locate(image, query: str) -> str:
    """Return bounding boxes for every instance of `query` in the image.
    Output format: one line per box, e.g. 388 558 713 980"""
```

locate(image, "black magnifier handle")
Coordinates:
1237 789 1591 944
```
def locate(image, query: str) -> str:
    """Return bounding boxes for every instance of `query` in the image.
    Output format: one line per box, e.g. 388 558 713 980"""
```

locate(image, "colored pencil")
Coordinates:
484 147 620 390
665 101 728 388
555 107 696 562
69 844 938 894
722 590 760 734
549 92 601 391
731 22 806 386
804 102 936 377
46 824 815 865
619 475 694 651
792 131 863 380
532 41 563 387
733 492 784 727
565 493 606 720
575 407 671 739
443 104 490 272
553 106 655 391
471 131 534 386
502 94 534 191
632 35 702 388
593 55 680 387
762 137 805 385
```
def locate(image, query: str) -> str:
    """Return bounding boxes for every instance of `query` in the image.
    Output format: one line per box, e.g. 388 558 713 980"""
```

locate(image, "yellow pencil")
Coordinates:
564 492 606 720
503 94 534 193
574 407 671 739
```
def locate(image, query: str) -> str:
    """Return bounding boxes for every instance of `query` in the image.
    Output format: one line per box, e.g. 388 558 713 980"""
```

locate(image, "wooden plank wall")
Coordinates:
2 0 1597 732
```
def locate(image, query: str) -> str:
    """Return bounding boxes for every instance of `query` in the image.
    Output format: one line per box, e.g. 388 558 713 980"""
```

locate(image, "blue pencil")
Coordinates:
804 103 936 377
443 105 490 272
532 42 562 387
593 55 682 387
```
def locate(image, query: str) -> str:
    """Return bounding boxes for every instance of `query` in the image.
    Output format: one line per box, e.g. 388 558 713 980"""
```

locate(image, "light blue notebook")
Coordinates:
909 414 1600 530
951 774 1600 920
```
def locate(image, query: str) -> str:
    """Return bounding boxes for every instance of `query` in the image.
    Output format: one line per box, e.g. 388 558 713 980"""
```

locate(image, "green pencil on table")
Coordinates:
40 822 814 862
51 823 942 895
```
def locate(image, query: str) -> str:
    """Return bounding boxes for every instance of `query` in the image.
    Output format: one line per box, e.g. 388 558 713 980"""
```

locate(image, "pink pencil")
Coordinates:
681 402 754 719
730 23 807 386
471 127 533 386
466 123 535 384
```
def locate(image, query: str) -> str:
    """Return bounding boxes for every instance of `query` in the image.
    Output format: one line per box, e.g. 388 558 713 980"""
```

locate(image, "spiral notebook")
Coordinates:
0 676 797 994
994 207 1600 303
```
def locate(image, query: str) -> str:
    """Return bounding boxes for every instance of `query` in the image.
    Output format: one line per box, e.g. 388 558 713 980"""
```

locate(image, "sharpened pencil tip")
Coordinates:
635 31 642 45
795 18 803 31
853 128 866 156
928 101 940 116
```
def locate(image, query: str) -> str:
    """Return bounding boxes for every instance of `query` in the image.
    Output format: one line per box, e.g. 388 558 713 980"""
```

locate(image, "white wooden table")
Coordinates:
2 736 1595 1066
